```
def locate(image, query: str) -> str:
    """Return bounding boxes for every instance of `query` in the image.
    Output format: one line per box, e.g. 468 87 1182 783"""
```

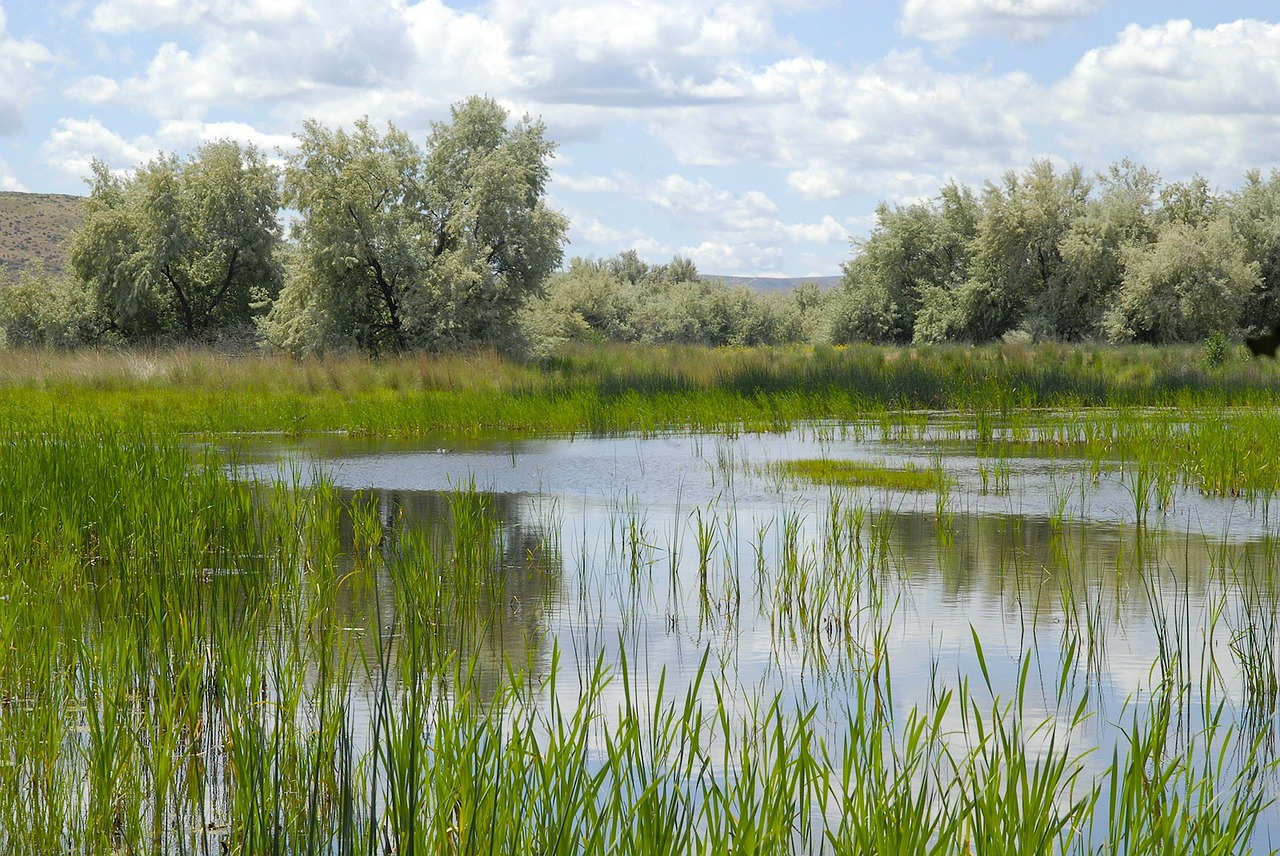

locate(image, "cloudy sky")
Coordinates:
2 1 1279 276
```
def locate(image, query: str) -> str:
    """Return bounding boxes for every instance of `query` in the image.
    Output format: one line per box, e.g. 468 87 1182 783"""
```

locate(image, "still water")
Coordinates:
239 422 1280 847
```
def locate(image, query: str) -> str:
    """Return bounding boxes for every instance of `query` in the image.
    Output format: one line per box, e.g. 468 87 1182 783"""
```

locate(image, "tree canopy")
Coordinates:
69 140 282 341
836 160 1280 346
14 110 1280 356
520 251 830 355
262 97 567 355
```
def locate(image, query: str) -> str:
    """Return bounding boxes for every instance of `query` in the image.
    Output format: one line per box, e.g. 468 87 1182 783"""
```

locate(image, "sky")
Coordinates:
2 1 1280 277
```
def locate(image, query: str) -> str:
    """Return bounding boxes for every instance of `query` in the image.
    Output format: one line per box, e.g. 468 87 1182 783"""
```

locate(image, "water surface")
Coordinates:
239 423 1280 848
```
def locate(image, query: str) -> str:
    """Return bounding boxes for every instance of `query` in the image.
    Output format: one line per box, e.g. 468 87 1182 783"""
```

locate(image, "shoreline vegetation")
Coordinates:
4 341 1280 853
6 135 1280 359
2 340 1278 436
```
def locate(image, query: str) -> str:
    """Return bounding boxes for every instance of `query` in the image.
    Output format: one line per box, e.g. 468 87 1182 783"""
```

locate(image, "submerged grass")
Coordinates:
772 458 937 491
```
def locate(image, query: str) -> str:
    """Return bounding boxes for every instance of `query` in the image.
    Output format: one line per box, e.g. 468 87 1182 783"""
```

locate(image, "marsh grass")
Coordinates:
773 458 937 491
0 341 1279 439
3 344 1280 852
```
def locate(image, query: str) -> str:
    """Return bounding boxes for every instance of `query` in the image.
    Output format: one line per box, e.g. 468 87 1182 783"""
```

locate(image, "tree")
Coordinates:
264 118 425 354
69 141 282 341
835 182 978 344
1228 169 1280 334
0 263 101 348
519 251 823 352
264 97 567 354
413 97 568 349
519 257 640 353
953 160 1091 342
1158 174 1219 227
603 249 652 285
1054 159 1161 340
1104 217 1259 343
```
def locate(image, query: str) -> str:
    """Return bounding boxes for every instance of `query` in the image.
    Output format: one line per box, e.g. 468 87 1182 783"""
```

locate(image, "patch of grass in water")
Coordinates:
776 458 936 491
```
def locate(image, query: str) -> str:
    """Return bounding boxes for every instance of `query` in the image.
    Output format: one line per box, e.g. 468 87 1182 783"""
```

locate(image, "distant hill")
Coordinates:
0 192 85 278
703 274 842 293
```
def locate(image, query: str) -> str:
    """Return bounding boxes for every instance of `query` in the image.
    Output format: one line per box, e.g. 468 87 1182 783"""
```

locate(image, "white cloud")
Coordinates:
504 2 685 65
75 0 445 127
491 0 778 69
552 172 625 194
647 174 779 228
628 236 668 258
1054 19 1280 180
787 165 947 203
40 113 293 182
781 214 847 244
154 118 295 154
679 239 783 274
899 0 1103 45
64 74 122 105
0 7 54 136
69 0 1043 230
88 0 311 35
568 215 625 246
0 155 24 191
40 116 155 180
61 0 1049 215
645 51 1040 199
639 173 847 271
71 0 794 137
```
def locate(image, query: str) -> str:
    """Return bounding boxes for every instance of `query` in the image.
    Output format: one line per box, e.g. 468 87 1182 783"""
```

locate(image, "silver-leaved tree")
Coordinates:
263 96 567 355
69 140 282 342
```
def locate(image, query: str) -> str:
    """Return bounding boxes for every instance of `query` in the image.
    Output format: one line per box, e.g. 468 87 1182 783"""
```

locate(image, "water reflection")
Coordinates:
303 475 1280 738
236 428 1280 845
322 487 562 704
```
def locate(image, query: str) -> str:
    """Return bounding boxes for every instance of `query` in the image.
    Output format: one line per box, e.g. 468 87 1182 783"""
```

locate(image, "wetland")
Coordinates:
4 343 1280 854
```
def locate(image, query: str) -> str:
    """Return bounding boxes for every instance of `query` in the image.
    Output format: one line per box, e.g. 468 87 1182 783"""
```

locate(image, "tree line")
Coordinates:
833 159 1280 346
3 105 1280 354
0 96 568 355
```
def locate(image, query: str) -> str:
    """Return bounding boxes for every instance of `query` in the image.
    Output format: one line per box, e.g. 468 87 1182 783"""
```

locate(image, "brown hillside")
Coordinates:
0 192 85 279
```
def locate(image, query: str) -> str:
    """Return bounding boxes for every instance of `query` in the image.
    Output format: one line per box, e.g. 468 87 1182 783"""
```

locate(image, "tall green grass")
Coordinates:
2 346 1280 852
0 341 1278 438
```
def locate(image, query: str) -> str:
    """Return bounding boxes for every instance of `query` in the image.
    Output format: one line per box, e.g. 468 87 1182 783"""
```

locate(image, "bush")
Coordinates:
0 264 102 348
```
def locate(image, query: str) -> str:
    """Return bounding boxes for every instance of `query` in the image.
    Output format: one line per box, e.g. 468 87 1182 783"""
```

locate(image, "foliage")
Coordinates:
1053 159 1161 340
836 157 1280 348
1229 168 1280 334
954 160 1092 342
68 141 282 341
834 182 978 344
521 251 827 355
1105 218 1259 343
263 97 567 355
0 263 102 347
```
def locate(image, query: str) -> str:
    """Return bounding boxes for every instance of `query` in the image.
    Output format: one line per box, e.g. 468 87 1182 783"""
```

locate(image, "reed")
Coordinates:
3 347 1280 852
0 342 1276 439
771 458 937 491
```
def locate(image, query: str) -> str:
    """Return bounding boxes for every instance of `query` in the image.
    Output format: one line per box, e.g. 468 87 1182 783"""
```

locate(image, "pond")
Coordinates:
235 421 1280 851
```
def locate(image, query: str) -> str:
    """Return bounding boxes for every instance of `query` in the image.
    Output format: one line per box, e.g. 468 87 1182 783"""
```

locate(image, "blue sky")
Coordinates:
2 1 1279 277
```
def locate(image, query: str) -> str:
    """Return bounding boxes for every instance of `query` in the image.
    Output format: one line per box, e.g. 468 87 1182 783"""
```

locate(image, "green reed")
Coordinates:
1 342 1278 439
771 458 936 491
3 358 1280 852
